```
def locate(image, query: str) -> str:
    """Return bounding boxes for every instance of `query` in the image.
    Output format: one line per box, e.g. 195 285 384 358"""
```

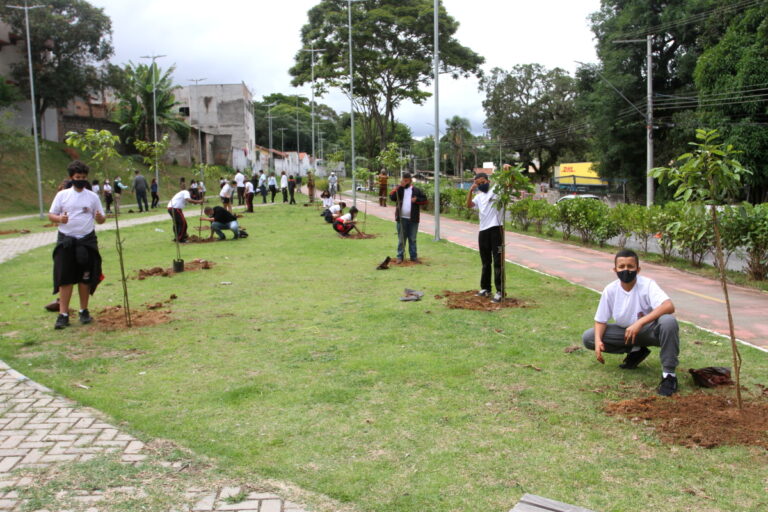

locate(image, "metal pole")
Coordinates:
278 128 286 153
348 0 357 206
296 98 301 175
8 2 45 219
646 34 654 207
140 54 166 185
267 102 276 172
189 78 206 165
433 0 440 241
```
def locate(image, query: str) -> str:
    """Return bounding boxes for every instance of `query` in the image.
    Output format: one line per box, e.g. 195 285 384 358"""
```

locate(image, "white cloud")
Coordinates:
93 0 600 138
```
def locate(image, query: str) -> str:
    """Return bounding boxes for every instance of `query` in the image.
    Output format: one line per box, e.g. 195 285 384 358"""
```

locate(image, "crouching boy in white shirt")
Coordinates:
582 249 680 396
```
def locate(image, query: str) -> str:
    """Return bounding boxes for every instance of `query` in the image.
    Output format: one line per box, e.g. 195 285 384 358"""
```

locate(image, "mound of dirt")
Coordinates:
605 391 768 449
389 258 427 267
342 232 378 239
0 229 30 235
135 259 215 279
89 304 172 331
194 225 211 231
434 290 526 311
185 235 218 244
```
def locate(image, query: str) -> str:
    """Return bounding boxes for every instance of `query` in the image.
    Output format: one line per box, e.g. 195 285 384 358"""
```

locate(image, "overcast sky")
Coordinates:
91 0 602 138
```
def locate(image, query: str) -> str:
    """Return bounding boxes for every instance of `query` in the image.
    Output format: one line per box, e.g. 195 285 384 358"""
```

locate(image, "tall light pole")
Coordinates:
9 1 45 219
188 78 206 166
433 0 441 240
613 35 654 207
278 127 287 153
140 53 166 185
301 46 325 175
347 0 366 206
266 102 277 172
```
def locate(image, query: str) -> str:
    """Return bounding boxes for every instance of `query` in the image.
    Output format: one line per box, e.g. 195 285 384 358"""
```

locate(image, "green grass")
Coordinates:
0 204 766 512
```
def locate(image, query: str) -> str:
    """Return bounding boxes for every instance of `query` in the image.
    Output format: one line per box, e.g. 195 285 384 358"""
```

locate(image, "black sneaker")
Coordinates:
491 291 504 303
79 309 93 325
476 289 490 297
619 347 651 369
657 375 678 396
54 314 70 330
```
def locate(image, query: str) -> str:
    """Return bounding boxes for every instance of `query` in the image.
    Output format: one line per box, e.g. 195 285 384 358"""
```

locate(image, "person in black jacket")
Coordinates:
201 206 240 240
389 172 428 263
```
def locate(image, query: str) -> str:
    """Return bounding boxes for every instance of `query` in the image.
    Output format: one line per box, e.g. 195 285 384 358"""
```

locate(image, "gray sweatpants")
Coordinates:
582 314 680 373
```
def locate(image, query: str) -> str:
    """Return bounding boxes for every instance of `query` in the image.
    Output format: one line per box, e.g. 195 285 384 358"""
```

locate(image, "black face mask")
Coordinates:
478 183 490 193
616 270 638 284
72 180 89 189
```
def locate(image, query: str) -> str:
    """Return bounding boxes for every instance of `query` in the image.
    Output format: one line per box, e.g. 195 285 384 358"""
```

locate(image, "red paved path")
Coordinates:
347 194 768 352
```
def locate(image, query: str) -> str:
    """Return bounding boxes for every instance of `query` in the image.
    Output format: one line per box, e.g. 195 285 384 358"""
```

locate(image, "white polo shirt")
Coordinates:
168 190 192 209
235 173 245 187
595 275 670 328
49 187 104 238
472 189 503 231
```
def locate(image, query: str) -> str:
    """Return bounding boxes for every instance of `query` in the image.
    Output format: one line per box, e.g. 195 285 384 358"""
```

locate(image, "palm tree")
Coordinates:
445 116 471 176
113 62 189 145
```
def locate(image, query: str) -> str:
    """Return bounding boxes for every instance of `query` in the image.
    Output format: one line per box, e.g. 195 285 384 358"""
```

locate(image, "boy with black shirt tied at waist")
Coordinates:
48 161 106 330
466 172 504 303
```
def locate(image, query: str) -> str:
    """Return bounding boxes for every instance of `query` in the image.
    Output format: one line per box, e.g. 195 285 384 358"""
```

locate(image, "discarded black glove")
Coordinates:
689 367 733 388
377 256 391 270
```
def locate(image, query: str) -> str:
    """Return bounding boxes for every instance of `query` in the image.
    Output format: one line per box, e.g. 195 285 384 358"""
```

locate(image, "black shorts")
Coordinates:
221 197 231 204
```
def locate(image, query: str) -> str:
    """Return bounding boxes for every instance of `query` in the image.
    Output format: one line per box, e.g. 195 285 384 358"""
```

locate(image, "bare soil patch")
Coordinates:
606 391 768 449
0 229 30 235
342 232 378 239
185 235 218 244
389 257 428 267
434 290 527 311
135 259 215 279
88 304 172 331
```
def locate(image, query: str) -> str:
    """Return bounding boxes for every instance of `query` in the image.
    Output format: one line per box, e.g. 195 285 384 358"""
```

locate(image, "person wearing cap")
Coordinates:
389 172 428 263
466 172 504 303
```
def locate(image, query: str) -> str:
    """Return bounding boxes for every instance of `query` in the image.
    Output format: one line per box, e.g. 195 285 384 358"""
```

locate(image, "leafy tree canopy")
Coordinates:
0 0 113 129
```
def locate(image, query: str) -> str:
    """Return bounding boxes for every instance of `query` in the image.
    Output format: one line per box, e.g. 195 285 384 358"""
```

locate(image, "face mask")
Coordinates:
616 270 637 284
478 183 490 193
72 180 89 189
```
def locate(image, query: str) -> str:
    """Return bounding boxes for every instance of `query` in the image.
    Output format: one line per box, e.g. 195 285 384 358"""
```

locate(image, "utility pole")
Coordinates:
8 1 45 219
612 35 654 206
266 102 277 172
189 78 206 166
140 53 166 185
301 46 325 176
433 0 441 241
347 0 366 206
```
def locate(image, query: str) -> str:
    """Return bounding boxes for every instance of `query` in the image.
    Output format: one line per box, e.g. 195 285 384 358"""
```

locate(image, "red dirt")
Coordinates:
342 232 378 239
0 229 30 235
88 304 171 331
42 223 56 227
185 235 218 244
605 391 768 449
434 290 527 312
389 257 428 267
194 225 211 231
135 259 215 279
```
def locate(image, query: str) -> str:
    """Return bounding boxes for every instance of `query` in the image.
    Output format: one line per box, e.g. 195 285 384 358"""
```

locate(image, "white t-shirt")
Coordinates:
49 187 104 238
338 212 352 223
472 189 503 231
235 173 245 186
92 184 100 195
220 183 233 199
280 175 288 188
329 205 341 216
268 176 277 187
401 187 413 219
191 182 198 190
258 174 266 187
322 197 334 208
245 181 254 194
103 183 112 194
199 182 206 193
168 190 192 209
595 275 671 328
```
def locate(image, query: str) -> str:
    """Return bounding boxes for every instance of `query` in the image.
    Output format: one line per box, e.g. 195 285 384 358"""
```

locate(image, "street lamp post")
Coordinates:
140 53 166 185
433 0 441 240
8 1 45 219
188 78 206 165
347 0 365 206
266 102 277 172
301 46 325 176
278 127 287 153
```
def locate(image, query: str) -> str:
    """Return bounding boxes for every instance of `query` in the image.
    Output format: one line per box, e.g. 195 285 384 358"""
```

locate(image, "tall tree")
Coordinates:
0 0 113 134
289 0 484 161
581 0 734 198
444 115 471 175
112 62 189 145
481 64 586 178
694 2 768 202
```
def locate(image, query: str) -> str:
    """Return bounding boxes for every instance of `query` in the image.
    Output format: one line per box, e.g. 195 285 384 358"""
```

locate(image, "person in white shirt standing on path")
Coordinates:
466 172 504 303
582 249 680 396
220 180 234 213
280 171 289 203
48 161 106 330
234 170 246 205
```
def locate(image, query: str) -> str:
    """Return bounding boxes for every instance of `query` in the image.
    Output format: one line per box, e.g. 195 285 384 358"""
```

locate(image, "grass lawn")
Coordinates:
0 204 766 512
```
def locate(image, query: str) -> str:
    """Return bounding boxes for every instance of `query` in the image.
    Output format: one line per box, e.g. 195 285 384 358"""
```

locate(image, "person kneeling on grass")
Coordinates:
48 160 106 330
333 206 358 237
582 248 680 396
201 206 240 240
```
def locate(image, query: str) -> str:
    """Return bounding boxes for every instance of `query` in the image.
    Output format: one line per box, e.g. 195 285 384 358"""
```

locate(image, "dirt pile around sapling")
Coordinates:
135 259 215 279
606 391 768 449
185 235 217 244
343 232 377 239
0 229 30 235
389 258 428 267
435 290 526 311
89 295 177 331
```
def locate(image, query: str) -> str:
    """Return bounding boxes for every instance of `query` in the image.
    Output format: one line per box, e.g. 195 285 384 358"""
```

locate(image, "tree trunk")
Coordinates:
711 207 742 409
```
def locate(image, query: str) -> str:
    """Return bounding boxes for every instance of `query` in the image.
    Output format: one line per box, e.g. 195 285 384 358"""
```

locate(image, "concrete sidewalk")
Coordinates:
348 193 768 351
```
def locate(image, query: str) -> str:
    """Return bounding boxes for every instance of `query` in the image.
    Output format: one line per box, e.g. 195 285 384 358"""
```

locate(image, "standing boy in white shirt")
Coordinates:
582 249 680 396
48 161 106 329
466 172 504 303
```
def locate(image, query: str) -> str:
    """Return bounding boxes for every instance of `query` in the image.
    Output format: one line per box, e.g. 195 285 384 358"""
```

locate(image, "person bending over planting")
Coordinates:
201 206 240 240
48 160 106 330
582 249 680 396
333 206 359 237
